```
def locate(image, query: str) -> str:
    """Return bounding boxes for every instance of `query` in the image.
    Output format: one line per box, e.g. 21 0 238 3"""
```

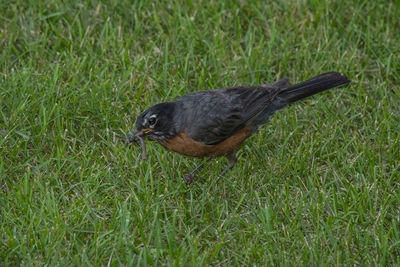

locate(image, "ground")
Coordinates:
1 0 399 265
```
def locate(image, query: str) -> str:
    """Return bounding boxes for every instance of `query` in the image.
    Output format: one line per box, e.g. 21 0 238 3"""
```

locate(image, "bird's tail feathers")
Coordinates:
278 72 350 104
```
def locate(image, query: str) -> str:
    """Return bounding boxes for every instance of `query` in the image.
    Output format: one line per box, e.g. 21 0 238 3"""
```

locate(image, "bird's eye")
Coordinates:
148 117 156 126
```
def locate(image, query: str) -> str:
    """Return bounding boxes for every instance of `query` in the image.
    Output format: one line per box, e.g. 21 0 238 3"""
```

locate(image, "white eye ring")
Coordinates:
148 114 157 127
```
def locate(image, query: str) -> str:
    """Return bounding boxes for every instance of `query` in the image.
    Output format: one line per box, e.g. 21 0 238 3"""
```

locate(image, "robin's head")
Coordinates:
131 102 176 142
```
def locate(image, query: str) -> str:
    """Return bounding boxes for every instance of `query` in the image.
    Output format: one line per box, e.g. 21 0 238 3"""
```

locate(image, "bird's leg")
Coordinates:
218 152 237 178
184 157 212 184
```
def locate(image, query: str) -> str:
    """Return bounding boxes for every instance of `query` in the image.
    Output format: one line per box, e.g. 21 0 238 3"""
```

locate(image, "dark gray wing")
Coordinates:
173 79 289 145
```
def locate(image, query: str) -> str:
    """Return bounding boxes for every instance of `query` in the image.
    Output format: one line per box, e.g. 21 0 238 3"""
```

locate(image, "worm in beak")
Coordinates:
125 130 147 160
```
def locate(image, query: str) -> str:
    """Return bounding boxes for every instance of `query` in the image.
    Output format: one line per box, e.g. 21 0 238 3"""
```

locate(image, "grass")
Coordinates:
1 0 399 265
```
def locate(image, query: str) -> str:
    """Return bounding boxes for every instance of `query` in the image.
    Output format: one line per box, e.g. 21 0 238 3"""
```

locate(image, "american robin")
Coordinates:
126 72 350 183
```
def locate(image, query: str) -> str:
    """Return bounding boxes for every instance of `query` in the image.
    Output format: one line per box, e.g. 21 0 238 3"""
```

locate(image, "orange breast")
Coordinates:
161 127 252 157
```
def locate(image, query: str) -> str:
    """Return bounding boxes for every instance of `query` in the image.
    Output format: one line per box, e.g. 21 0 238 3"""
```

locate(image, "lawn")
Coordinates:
1 0 399 265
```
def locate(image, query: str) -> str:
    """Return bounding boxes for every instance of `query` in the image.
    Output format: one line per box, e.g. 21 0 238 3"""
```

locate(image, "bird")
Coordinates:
126 72 351 184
